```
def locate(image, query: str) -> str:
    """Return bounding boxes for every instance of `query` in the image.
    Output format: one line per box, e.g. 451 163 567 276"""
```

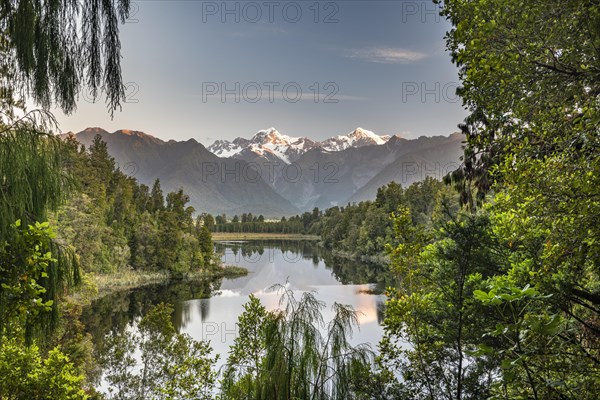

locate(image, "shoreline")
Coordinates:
68 265 248 306
212 232 320 240
66 236 388 307
329 249 390 265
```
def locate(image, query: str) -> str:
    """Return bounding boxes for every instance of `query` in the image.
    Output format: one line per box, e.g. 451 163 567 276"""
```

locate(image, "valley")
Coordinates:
65 127 463 215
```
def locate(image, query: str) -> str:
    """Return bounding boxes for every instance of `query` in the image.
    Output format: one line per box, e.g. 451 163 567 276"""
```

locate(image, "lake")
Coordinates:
81 240 389 390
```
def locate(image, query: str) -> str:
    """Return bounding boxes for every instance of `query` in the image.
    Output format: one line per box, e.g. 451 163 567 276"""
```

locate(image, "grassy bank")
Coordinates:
212 232 320 240
69 265 248 306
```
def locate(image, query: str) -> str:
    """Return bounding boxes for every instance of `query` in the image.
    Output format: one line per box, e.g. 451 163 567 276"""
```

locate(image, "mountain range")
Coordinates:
208 127 391 162
63 127 464 216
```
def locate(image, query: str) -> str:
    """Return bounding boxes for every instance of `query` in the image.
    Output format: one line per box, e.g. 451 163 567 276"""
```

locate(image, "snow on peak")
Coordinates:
320 127 390 151
247 128 300 163
252 127 298 146
207 139 243 158
207 127 391 162
351 127 386 143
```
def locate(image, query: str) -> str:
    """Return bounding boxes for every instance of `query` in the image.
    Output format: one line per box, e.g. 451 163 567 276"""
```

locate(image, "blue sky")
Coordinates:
55 0 469 144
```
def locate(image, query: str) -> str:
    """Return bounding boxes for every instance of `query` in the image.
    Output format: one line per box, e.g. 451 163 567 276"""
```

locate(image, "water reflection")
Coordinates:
82 240 388 385
214 240 394 293
81 279 219 345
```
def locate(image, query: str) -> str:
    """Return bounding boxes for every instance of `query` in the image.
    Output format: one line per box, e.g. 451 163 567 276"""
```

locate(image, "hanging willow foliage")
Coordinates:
0 0 130 343
0 124 65 238
222 285 374 400
0 0 132 115
34 238 81 338
0 123 80 342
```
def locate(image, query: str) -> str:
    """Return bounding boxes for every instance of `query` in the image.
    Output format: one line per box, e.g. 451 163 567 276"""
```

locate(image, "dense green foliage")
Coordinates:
0 174 88 397
101 303 218 399
221 286 373 400
1 2 208 397
0 124 80 339
0 338 87 400
380 1 600 398
214 211 306 234
0 122 90 397
214 178 456 259
0 127 66 239
0 129 216 397
313 179 456 258
381 208 503 398
0 220 59 338
381 204 600 399
443 0 600 209
54 134 215 276
1 3 138 394
2 0 599 397
0 0 133 115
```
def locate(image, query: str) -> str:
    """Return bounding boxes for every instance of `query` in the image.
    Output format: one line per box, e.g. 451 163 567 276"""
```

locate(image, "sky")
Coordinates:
53 0 469 145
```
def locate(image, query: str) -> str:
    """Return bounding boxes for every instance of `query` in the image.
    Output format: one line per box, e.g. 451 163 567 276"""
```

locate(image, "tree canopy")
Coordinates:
1 0 133 115
380 1 600 398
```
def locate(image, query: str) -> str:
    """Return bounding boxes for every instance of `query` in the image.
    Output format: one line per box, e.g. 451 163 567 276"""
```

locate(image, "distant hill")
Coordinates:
64 127 464 215
64 128 300 216
217 128 464 210
346 133 464 203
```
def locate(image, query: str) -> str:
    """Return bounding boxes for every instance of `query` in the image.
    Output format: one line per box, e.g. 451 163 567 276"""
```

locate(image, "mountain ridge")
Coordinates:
207 127 397 163
62 128 300 216
62 127 463 215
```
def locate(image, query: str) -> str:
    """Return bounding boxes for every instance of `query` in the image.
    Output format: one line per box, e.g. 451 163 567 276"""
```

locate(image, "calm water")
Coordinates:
82 240 388 387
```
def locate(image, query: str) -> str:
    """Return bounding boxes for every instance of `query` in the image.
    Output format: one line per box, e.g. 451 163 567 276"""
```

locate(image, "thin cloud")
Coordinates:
346 47 427 64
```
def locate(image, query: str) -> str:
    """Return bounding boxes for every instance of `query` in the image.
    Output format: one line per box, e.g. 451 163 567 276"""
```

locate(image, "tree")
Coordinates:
1 0 133 115
0 221 87 399
0 126 66 241
221 294 270 398
165 189 193 228
88 135 115 180
202 213 215 231
0 217 81 342
0 0 133 343
215 214 226 225
149 179 165 213
442 0 599 207
436 0 600 396
101 303 218 400
221 286 373 400
157 206 184 273
0 220 61 338
382 210 505 399
474 281 578 399
0 128 81 319
0 338 88 400
197 225 213 266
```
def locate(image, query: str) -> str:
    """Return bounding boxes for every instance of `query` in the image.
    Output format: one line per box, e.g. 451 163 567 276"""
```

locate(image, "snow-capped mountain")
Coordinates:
208 127 321 163
320 128 391 152
66 128 300 216
207 127 391 163
66 127 463 215
207 137 250 158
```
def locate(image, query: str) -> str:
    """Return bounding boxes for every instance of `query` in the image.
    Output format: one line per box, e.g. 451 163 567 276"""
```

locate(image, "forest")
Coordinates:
1 0 599 399
213 177 455 259
55 134 216 276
